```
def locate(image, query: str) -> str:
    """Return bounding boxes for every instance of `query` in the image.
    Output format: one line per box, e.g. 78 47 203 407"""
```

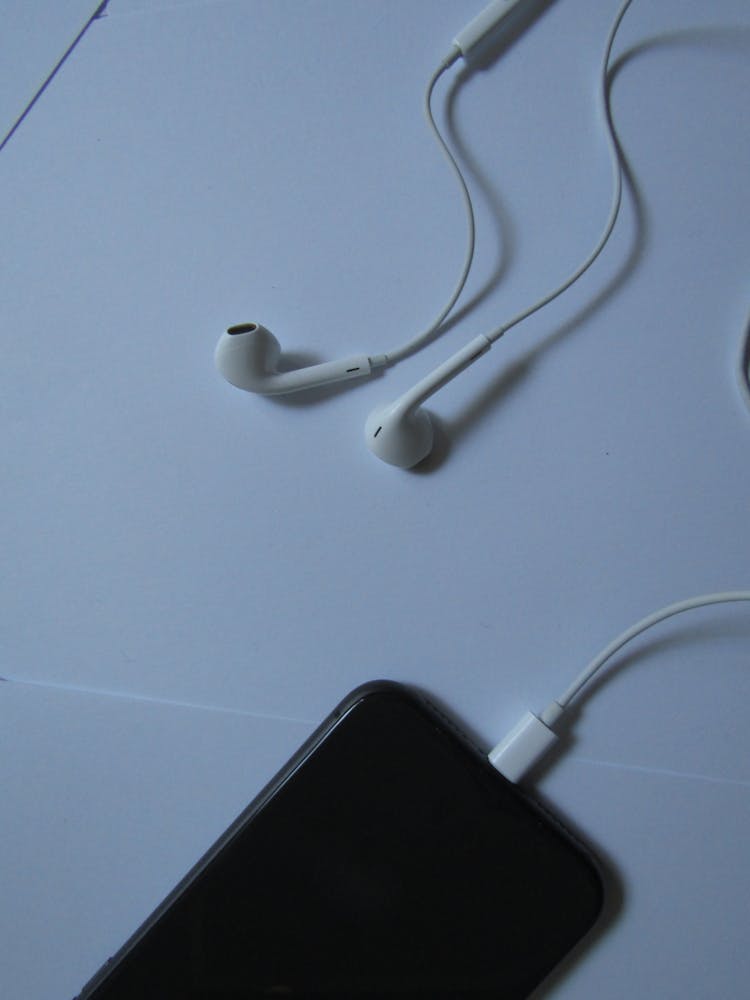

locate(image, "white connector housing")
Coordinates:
488 711 558 783
453 0 527 57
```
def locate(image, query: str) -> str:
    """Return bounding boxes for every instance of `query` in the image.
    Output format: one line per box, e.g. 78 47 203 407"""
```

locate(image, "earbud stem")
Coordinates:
400 335 491 412
256 354 377 395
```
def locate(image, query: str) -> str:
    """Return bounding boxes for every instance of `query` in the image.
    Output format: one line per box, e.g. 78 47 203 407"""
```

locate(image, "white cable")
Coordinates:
489 591 750 782
540 591 750 725
382 49 476 364
486 0 632 345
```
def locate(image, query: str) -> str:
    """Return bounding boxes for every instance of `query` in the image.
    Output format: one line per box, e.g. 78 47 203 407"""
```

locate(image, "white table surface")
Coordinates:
2 1 749 997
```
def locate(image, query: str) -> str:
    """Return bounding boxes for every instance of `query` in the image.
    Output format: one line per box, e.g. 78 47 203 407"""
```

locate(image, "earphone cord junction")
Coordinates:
381 0 634 364
379 49 475 365
487 0 633 346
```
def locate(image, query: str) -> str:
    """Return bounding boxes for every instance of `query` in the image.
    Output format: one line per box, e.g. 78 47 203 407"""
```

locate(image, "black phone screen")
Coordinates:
77 682 603 999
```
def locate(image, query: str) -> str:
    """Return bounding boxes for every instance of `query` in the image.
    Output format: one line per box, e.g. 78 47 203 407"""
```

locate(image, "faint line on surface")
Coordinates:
572 755 750 790
0 675 316 727
0 1 109 154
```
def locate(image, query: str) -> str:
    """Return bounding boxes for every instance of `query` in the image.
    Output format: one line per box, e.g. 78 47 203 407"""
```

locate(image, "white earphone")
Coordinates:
214 323 385 396
215 0 630 467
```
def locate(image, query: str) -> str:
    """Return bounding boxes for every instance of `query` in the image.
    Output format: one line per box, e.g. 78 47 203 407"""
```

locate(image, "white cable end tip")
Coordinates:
442 46 461 69
488 711 558 783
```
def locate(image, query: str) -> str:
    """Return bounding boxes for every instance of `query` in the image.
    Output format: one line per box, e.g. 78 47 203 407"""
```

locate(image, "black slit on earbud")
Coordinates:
346 367 360 373
373 426 382 438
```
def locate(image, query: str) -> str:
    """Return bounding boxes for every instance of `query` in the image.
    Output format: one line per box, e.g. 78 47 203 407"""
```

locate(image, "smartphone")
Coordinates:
75 681 603 998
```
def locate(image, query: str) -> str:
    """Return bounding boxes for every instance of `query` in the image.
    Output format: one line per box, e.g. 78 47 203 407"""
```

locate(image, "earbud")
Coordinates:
215 323 383 395
365 335 492 468
365 399 435 469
